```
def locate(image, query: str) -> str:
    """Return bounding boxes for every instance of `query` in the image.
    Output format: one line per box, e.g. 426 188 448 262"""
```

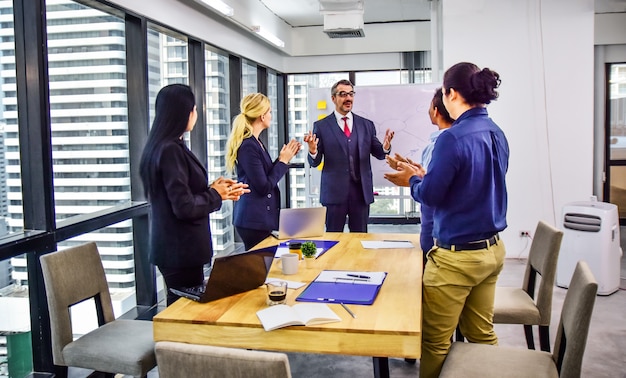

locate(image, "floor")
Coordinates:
74 224 626 378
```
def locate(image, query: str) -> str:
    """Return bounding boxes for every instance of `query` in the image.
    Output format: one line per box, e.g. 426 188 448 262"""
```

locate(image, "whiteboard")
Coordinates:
307 83 441 188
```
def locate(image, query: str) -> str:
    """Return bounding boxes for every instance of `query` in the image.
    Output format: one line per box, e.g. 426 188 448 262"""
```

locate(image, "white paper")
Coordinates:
361 240 414 249
314 270 386 285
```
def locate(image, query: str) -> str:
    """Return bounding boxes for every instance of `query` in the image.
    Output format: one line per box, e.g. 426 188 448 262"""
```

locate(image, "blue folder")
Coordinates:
296 272 387 305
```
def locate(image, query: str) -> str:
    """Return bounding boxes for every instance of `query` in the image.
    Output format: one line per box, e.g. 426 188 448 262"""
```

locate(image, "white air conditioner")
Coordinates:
323 11 365 38
319 0 365 38
556 200 622 295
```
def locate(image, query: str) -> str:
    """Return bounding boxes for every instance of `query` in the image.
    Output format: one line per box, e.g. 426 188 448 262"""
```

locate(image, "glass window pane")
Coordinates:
610 166 626 219
0 254 32 377
241 59 257 96
287 73 348 208
146 26 189 139
46 1 131 221
609 63 626 161
205 47 236 254
267 73 279 162
1 2 23 234
355 71 402 86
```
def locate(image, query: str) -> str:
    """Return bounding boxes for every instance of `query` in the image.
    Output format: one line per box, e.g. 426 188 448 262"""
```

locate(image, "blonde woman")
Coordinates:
226 93 301 249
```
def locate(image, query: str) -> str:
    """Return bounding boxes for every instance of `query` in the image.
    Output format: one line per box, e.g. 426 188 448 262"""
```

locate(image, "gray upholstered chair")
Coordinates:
493 220 563 352
440 260 597 378
40 242 156 377
155 341 292 378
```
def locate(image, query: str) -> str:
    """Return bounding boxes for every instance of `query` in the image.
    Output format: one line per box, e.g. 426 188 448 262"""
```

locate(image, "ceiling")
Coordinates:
257 0 626 28
258 0 431 28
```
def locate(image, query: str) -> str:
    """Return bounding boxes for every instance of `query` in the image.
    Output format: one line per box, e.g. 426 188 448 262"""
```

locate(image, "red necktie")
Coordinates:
342 117 351 137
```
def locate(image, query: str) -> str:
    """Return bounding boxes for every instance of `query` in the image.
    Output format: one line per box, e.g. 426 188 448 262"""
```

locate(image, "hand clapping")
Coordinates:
211 177 250 201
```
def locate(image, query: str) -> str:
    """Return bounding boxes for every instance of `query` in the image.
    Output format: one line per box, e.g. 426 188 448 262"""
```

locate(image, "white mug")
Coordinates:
280 253 299 275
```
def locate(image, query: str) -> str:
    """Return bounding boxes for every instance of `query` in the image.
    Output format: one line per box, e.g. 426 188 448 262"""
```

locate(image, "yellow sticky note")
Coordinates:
317 100 327 109
317 114 326 120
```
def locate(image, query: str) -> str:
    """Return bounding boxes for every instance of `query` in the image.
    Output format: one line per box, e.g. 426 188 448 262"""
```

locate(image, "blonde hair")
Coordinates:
226 93 271 174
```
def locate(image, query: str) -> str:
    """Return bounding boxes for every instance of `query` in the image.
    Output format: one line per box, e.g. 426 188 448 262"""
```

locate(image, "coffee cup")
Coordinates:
279 253 299 275
266 281 287 306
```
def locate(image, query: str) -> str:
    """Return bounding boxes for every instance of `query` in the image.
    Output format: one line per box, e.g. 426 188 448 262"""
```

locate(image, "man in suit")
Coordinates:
304 79 394 232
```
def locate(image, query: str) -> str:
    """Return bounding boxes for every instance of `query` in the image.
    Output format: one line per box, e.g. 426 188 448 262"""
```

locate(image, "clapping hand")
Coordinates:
211 177 250 201
384 161 425 187
385 153 418 171
278 139 302 164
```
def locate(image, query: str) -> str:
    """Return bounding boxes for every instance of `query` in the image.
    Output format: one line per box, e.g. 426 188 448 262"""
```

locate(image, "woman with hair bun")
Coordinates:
384 62 509 377
226 93 301 250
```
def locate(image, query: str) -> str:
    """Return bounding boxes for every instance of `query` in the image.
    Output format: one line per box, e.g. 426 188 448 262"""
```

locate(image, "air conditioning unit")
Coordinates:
323 12 365 38
556 200 622 295
320 0 365 38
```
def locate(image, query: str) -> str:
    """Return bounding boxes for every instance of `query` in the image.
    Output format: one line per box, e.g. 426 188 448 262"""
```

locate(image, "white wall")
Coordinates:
443 0 595 257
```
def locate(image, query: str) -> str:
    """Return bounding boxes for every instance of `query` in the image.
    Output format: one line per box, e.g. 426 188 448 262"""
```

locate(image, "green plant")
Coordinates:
301 241 317 258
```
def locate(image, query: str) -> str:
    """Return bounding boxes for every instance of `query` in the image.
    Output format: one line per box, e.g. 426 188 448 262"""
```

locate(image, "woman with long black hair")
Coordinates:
140 84 248 306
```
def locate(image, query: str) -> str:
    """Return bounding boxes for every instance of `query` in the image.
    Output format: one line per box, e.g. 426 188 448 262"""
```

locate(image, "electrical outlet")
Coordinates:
519 230 530 238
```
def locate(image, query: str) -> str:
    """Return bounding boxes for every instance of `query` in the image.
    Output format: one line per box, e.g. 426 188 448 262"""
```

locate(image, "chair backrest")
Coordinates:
155 341 292 378
552 261 597 377
40 242 115 366
523 220 563 325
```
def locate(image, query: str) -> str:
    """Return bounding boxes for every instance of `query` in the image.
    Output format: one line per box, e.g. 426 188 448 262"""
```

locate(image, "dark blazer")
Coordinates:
308 112 388 205
148 139 222 268
233 137 289 231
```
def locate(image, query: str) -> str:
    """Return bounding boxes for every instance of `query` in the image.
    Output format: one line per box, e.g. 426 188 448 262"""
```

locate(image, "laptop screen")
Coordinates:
199 245 277 303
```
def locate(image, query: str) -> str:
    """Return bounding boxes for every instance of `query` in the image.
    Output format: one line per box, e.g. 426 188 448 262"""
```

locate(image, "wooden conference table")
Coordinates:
153 232 422 378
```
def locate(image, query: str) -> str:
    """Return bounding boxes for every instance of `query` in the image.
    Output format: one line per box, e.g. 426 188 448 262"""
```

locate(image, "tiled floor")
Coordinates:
74 224 626 378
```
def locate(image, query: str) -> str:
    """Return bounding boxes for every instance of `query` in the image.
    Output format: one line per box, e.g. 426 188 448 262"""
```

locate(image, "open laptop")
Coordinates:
271 207 327 240
169 245 277 303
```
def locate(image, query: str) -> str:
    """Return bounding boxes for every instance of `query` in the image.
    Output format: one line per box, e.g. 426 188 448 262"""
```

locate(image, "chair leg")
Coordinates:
524 325 535 349
455 324 465 342
538 325 551 352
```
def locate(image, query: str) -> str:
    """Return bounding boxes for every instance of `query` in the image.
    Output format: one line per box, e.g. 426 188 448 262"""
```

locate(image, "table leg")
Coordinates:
372 357 390 378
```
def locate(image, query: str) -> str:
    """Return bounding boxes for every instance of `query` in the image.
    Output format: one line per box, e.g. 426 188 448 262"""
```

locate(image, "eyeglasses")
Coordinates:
334 91 356 98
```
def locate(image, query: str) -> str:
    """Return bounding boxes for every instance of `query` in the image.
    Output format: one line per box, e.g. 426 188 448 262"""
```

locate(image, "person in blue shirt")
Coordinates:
385 62 509 378
387 87 453 264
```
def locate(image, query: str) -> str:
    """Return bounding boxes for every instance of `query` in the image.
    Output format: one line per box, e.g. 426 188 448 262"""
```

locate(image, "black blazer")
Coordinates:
148 139 222 268
308 113 388 205
233 137 289 231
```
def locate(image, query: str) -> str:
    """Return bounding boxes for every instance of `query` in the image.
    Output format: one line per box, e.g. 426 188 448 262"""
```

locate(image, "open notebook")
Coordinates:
271 207 327 239
169 245 277 303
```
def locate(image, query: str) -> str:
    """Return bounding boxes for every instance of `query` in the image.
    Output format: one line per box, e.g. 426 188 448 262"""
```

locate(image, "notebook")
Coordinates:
271 207 327 240
296 270 388 305
169 245 277 303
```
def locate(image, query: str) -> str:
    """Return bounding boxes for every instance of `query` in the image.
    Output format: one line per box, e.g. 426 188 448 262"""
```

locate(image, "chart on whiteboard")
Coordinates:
308 83 441 187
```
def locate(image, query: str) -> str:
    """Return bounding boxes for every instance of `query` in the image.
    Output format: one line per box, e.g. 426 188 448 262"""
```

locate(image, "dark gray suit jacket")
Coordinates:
308 112 387 205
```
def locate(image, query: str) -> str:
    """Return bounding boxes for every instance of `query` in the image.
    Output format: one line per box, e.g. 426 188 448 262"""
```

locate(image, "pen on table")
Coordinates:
340 302 357 319
334 276 369 282
382 240 411 243
347 273 371 279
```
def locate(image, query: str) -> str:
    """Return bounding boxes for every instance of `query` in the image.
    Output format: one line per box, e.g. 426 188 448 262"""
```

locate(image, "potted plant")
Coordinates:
301 241 317 267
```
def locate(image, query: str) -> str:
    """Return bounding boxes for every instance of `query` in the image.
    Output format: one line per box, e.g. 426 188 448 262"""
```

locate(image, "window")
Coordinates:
241 59 257 96
607 63 626 219
205 47 236 254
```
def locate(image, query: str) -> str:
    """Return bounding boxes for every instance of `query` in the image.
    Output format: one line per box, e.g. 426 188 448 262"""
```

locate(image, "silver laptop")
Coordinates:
169 245 277 303
271 207 327 240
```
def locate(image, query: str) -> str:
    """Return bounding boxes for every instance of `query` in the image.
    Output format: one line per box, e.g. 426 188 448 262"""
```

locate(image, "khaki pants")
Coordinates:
419 241 506 378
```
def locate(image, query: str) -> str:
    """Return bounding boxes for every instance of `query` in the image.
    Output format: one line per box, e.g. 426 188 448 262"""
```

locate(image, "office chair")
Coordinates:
440 260 597 378
155 341 292 378
40 242 156 377
493 220 563 351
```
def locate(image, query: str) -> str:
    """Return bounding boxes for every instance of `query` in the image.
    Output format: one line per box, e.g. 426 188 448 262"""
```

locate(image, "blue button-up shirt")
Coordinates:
409 107 509 244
